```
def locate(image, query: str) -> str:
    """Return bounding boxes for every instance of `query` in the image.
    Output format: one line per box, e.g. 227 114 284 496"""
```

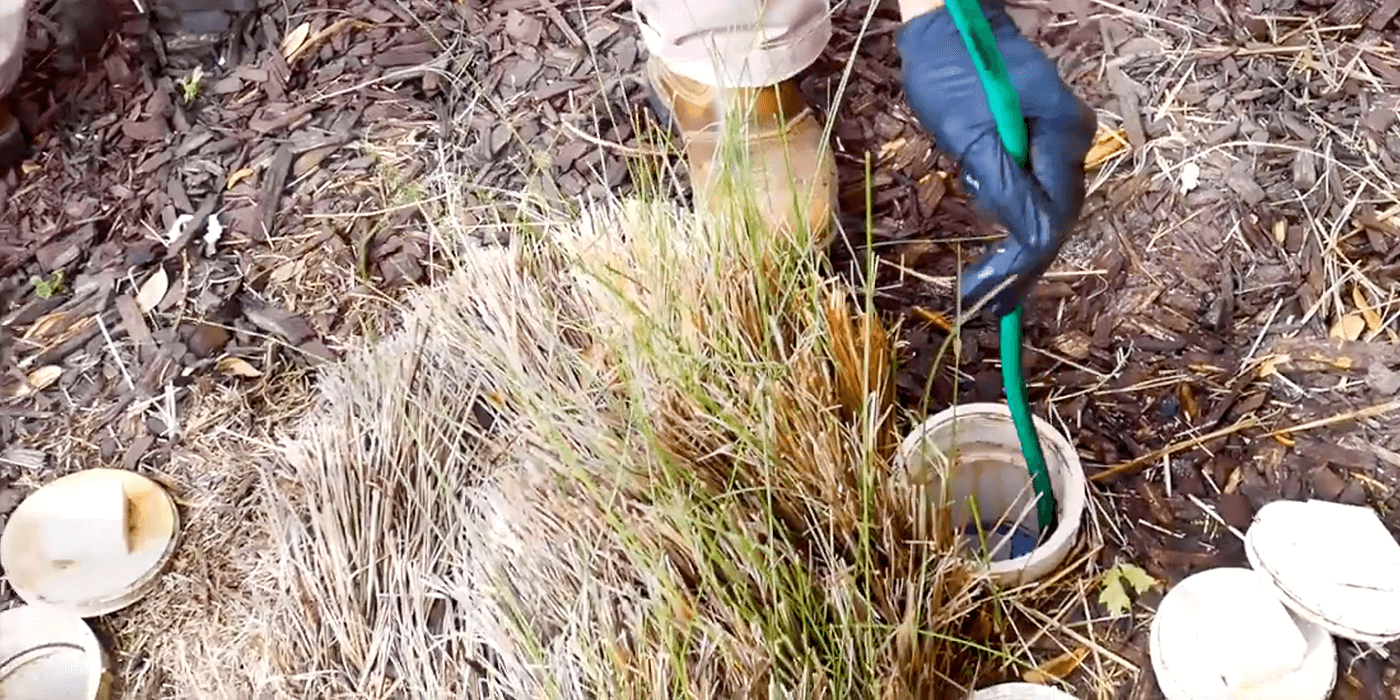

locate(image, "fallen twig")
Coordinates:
1090 416 1260 483
557 121 668 158
1013 601 1138 672
1093 398 1400 483
1265 398 1400 438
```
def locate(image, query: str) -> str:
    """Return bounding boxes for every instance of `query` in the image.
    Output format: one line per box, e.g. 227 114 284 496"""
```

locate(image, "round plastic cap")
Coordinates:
1150 567 1335 700
969 682 1082 699
0 603 111 699
1245 499 1400 644
0 469 180 618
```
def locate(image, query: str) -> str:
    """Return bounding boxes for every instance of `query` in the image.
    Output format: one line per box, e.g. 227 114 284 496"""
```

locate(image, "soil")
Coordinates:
1 0 1399 697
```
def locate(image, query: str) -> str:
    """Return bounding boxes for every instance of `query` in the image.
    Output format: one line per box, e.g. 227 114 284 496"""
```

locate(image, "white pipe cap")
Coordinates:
0 469 180 618
0 604 111 699
969 682 1082 699
1245 499 1400 644
1150 567 1336 700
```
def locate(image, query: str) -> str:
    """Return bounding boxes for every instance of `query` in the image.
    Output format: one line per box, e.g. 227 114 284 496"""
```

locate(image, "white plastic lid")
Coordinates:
1245 499 1400 644
0 604 111 699
1150 567 1336 700
968 682 1081 699
0 469 180 618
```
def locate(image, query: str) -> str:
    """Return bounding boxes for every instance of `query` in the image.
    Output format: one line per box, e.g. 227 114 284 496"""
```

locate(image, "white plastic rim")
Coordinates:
896 402 1087 587
0 468 181 618
1245 499 1400 644
970 682 1081 699
0 604 112 700
1150 567 1336 700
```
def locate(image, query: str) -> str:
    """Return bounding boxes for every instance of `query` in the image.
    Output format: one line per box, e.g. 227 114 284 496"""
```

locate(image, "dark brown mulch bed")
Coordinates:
0 0 456 605
804 1 1400 694
2 0 1399 696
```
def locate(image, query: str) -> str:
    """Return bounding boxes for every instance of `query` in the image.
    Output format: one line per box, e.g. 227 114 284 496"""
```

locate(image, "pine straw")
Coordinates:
132 182 1067 698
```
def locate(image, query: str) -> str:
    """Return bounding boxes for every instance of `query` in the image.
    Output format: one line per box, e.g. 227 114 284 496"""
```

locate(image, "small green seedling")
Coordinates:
179 66 205 103
31 269 65 299
1098 561 1157 618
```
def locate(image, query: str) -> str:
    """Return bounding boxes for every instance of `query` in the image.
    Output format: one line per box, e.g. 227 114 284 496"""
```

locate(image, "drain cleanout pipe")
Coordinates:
940 0 1058 539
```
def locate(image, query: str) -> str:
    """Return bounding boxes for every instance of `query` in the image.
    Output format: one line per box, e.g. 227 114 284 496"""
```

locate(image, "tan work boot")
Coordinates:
645 59 838 251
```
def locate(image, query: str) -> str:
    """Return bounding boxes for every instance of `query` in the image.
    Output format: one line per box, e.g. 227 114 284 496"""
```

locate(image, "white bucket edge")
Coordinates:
897 402 1087 587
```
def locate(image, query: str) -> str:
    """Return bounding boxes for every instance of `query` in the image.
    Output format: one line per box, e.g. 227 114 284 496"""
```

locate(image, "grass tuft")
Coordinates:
216 134 1017 697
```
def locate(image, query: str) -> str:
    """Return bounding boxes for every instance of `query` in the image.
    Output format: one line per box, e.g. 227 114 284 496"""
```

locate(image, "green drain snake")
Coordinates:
940 0 1058 539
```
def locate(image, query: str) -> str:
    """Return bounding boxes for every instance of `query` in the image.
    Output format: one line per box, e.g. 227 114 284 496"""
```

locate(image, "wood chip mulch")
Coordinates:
1 0 457 500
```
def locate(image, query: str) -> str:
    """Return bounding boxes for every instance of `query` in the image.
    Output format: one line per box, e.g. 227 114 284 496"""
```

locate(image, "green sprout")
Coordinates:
31 268 65 299
178 66 205 103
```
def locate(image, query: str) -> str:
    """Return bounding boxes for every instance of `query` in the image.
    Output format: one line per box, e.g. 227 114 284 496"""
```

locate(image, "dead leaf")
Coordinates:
22 311 71 341
217 356 264 378
11 365 62 397
1352 286 1383 334
286 18 374 64
226 168 256 190
1086 127 1129 169
1223 467 1244 494
269 260 299 283
18 316 95 363
1329 312 1366 341
136 268 169 314
1258 354 1286 378
1051 330 1092 360
242 299 316 344
1179 383 1200 420
1022 647 1089 684
1179 162 1201 194
1117 37 1163 56
280 22 312 60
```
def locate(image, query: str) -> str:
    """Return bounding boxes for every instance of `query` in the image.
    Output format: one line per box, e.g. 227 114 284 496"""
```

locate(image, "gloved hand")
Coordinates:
897 0 1097 317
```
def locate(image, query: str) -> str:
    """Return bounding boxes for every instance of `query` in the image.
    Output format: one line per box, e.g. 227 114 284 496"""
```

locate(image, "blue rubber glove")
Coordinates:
897 0 1097 317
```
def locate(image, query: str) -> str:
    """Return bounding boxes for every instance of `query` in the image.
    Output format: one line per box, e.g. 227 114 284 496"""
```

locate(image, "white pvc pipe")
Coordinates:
896 402 1087 587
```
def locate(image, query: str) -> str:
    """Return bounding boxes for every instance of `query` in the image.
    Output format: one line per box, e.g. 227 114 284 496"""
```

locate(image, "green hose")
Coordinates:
940 0 1058 538
1000 307 1057 537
